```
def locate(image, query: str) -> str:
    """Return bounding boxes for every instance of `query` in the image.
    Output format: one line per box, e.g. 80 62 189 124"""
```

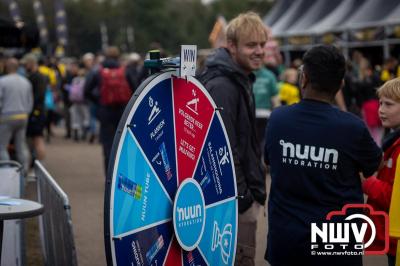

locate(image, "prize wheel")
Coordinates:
104 71 238 266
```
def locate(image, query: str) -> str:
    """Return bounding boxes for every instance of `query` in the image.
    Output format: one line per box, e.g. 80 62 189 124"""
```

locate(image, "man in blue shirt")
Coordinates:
264 45 382 265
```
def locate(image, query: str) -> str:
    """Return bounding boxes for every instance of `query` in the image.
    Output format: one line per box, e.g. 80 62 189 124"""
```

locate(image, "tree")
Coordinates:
0 0 274 56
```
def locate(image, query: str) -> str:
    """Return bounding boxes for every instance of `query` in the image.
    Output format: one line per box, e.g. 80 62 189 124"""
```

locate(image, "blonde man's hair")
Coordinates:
226 11 268 44
377 77 400 102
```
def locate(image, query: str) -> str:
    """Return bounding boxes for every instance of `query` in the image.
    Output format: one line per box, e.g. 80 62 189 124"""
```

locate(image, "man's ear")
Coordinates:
226 40 237 56
300 72 308 90
299 72 308 97
340 79 345 90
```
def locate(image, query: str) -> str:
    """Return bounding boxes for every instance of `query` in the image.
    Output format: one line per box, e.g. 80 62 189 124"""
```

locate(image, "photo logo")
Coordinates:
311 204 389 255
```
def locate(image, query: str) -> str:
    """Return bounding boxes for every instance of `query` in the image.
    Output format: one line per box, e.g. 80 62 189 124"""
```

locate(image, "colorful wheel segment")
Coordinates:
105 71 238 266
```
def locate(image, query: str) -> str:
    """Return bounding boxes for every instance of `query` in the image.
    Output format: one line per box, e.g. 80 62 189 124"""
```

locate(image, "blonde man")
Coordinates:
198 12 268 266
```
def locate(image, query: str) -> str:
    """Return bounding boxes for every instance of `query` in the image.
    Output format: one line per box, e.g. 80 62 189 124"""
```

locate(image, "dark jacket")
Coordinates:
198 48 267 213
27 71 47 114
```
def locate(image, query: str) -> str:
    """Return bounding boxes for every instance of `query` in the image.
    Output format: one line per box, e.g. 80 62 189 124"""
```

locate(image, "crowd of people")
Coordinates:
0 46 145 174
1 10 400 266
199 12 400 266
252 41 400 149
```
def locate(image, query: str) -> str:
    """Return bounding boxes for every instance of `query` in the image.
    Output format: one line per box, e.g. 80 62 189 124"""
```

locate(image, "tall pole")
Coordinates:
54 0 68 56
100 22 109 52
4 0 22 24
127 26 135 51
33 0 49 50
383 26 390 60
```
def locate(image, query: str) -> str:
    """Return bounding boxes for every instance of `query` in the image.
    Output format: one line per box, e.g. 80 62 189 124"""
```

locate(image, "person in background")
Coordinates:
0 53 5 76
353 58 383 145
0 58 33 173
51 56 68 136
125 52 142 92
38 57 58 142
82 53 98 143
82 52 95 70
23 54 47 165
69 66 90 141
198 12 268 266
278 68 300 105
264 45 382 266
342 60 361 116
362 77 400 266
381 57 400 82
253 44 279 147
64 59 80 139
85 46 136 174
264 39 285 79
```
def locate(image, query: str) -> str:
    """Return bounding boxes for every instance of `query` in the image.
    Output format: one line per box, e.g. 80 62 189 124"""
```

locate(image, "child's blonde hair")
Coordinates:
377 77 400 102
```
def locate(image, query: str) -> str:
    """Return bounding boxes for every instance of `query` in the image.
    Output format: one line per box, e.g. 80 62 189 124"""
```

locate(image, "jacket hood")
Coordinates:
102 58 120 69
204 48 249 80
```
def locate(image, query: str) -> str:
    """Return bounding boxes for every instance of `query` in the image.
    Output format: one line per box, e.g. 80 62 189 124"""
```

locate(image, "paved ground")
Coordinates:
25 127 387 266
37 130 106 266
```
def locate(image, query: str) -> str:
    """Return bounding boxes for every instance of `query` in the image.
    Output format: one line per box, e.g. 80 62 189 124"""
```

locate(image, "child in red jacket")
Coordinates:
363 77 400 266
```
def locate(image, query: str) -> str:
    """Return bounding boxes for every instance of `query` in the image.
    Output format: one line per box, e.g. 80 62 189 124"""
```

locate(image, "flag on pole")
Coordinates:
33 0 48 45
3 0 22 24
54 0 68 48
100 22 108 51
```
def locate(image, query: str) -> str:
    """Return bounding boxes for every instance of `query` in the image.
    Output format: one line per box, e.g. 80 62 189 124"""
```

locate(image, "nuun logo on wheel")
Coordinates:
173 179 206 251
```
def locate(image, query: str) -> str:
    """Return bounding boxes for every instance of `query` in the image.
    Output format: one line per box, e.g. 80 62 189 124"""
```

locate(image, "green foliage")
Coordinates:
0 0 274 56
210 0 273 21
65 0 104 55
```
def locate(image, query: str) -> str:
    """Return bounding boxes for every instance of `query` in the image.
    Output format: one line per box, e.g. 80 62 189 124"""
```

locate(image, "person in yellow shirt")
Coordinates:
381 57 400 82
278 68 300 105
38 64 57 88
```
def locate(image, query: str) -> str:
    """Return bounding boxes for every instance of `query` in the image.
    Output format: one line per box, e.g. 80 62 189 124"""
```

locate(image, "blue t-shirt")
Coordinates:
264 99 382 265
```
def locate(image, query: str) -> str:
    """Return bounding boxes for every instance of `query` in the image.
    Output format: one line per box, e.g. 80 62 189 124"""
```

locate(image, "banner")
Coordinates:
3 0 22 23
33 0 48 44
54 0 68 47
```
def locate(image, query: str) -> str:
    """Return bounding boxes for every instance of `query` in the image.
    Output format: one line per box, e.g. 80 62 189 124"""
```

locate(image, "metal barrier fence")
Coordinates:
34 160 78 266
